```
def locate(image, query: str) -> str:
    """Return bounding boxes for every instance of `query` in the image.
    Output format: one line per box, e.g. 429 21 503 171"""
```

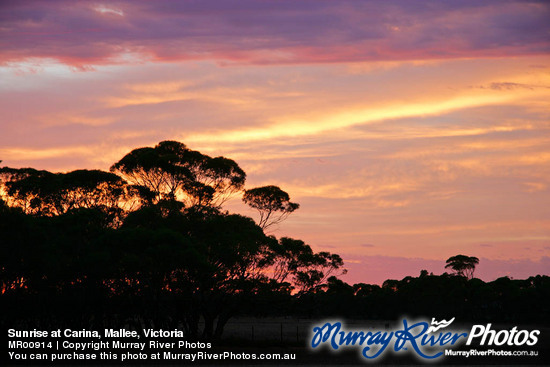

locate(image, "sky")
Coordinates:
1 0 549 285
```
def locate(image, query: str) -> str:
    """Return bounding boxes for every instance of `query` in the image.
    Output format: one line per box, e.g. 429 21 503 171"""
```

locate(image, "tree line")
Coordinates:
0 141 344 339
1 142 548 340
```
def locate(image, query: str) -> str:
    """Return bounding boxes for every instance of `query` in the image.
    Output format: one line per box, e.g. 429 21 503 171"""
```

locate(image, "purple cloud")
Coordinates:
1 0 549 66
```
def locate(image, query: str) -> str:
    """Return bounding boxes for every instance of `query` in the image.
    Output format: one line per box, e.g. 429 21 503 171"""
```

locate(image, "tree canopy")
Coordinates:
242 185 299 230
0 141 343 339
445 254 480 279
110 140 246 208
3 142 542 340
0 167 143 222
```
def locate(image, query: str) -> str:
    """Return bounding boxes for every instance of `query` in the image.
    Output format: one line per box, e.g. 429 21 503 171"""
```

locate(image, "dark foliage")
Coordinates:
1 142 348 339
1 143 547 342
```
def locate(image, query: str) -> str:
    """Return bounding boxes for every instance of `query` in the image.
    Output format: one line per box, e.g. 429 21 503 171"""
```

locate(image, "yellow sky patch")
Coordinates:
184 86 546 145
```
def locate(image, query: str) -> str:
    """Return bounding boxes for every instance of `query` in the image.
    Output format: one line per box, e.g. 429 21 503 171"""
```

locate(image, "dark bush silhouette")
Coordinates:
445 254 480 279
0 141 348 339
1 142 548 342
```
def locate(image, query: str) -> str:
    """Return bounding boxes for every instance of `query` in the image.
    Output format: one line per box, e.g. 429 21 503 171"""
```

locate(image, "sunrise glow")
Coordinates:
1 0 549 284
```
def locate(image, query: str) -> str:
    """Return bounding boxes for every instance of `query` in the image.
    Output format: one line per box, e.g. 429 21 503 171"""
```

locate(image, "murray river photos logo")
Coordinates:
310 317 540 361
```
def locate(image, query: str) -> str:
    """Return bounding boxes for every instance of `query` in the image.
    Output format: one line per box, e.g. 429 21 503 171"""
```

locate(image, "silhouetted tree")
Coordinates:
1 141 354 340
0 167 143 225
185 213 272 339
111 141 245 208
268 237 345 293
242 185 299 229
445 254 479 279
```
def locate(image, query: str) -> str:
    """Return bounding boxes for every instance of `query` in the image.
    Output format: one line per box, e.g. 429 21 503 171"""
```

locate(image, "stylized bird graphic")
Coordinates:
427 317 456 333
